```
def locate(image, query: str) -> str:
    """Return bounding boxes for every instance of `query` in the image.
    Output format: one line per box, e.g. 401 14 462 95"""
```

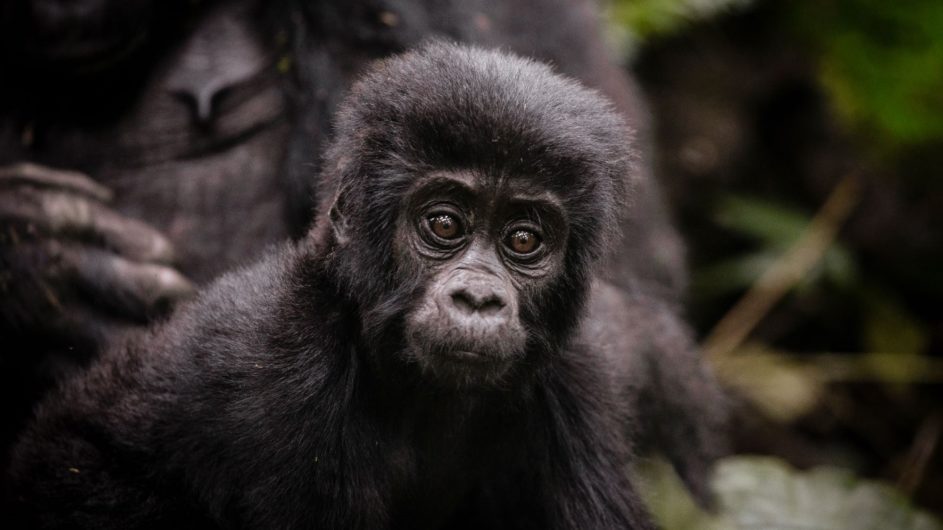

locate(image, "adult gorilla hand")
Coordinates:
0 162 194 350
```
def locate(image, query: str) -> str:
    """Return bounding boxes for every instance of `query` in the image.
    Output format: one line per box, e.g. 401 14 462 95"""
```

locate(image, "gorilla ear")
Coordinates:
329 186 352 245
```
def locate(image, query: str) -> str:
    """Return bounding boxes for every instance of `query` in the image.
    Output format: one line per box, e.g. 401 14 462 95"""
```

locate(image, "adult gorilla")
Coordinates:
0 0 723 502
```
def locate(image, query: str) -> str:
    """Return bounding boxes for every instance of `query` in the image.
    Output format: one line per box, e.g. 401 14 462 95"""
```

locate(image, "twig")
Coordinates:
898 413 942 495
731 349 943 384
703 173 861 360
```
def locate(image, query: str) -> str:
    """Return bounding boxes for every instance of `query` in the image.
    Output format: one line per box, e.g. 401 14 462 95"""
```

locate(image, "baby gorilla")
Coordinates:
8 42 655 529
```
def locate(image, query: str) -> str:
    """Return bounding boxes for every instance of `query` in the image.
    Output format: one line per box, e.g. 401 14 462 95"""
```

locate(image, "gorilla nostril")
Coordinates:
450 290 506 316
477 297 505 315
451 291 476 315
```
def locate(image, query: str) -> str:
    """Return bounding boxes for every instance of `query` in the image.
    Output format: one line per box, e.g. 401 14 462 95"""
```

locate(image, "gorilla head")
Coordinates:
319 41 635 386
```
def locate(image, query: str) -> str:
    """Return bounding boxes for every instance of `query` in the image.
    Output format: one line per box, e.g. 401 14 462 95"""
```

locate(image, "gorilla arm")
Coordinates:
584 280 729 505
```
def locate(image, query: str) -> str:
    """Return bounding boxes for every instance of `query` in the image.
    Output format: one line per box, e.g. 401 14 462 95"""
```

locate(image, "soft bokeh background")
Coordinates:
607 0 943 526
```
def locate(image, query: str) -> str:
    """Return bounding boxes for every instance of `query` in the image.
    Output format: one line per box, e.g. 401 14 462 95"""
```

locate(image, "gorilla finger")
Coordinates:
0 162 113 202
1 188 176 263
0 242 150 346
82 202 177 264
67 247 195 321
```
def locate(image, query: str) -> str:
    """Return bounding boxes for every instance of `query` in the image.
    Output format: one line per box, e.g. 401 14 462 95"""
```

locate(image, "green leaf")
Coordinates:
790 0 943 147
694 194 859 300
692 252 778 297
609 0 754 41
714 195 810 248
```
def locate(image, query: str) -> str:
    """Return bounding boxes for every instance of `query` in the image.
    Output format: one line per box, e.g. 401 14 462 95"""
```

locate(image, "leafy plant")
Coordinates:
608 0 753 45
790 0 943 147
640 457 943 530
692 194 857 298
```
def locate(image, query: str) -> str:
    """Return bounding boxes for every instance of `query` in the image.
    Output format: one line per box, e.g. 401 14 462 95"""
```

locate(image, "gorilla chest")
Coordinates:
389 449 476 529
98 119 293 284
383 406 521 528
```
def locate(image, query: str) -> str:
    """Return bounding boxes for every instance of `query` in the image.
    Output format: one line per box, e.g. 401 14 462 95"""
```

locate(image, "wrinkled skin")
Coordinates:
393 171 568 386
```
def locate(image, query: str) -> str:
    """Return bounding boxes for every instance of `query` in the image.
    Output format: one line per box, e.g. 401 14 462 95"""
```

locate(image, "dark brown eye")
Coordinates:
506 229 540 254
429 214 462 239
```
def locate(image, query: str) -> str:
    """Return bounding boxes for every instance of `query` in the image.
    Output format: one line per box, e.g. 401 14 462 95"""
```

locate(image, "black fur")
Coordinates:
9 43 656 530
1 0 726 510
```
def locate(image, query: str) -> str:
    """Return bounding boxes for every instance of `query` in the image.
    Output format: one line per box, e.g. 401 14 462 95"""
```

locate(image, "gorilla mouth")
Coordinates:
422 348 515 386
438 350 505 365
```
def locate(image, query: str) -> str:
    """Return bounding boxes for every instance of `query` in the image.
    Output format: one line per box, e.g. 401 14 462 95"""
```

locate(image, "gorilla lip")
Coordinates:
438 349 505 365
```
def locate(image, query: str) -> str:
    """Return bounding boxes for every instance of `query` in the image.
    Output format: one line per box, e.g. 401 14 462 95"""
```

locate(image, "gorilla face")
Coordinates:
398 171 568 386
321 43 631 389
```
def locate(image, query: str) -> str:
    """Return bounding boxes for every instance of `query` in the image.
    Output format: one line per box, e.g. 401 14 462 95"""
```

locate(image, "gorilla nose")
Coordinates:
449 287 507 317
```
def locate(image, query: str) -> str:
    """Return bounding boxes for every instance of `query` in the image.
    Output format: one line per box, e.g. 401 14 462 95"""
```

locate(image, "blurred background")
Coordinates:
607 0 943 525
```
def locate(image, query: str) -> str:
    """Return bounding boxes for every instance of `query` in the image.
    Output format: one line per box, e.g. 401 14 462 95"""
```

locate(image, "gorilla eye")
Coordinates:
428 213 463 240
505 229 541 255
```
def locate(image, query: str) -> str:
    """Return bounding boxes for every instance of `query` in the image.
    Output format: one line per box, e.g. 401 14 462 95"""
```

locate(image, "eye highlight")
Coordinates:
505 229 541 255
428 213 462 239
419 205 468 250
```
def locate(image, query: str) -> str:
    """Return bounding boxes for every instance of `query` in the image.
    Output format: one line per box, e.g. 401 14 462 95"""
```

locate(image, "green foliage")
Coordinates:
714 195 812 248
790 0 943 147
640 457 943 530
610 0 943 146
609 0 753 41
692 194 856 298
